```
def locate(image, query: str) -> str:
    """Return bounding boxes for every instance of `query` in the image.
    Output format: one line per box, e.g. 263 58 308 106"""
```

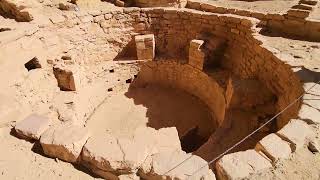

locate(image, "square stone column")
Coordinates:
135 34 155 60
189 39 205 70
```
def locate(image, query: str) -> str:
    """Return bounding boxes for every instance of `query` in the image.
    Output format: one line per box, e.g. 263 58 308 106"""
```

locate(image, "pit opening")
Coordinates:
86 84 216 153
24 57 41 71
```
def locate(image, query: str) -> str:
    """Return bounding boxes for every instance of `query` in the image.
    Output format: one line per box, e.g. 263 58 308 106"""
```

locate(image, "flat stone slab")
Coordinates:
40 123 89 163
139 150 216 180
81 133 150 177
15 114 51 140
255 133 292 162
277 119 313 151
216 149 272 180
81 127 182 178
133 126 181 154
298 104 320 124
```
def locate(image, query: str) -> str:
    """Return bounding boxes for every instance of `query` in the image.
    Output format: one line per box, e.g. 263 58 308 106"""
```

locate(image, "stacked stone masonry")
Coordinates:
10 4 320 180
187 0 320 41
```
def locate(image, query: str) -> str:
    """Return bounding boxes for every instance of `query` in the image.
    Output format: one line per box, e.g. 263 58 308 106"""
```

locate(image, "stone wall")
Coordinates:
187 0 320 41
134 60 226 136
61 6 303 128
135 0 187 7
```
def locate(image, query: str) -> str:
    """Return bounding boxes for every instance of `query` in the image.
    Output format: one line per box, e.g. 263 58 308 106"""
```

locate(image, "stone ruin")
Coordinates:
1 0 320 179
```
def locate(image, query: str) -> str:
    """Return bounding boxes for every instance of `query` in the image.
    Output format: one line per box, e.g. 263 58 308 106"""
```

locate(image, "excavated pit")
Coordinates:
5 5 309 179
82 7 304 163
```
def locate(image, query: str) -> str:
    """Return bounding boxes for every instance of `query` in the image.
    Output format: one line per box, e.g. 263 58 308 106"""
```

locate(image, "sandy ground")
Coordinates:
204 0 298 14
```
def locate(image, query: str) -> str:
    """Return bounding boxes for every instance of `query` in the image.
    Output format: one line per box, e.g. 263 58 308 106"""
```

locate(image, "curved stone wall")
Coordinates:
11 6 310 180
133 60 226 136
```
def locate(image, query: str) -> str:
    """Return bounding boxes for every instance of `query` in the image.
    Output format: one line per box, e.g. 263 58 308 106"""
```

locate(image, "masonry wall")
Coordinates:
65 7 303 129
187 0 320 41
134 60 226 136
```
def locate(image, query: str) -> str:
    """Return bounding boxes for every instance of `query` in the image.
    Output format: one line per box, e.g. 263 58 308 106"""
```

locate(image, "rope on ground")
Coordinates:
162 80 320 179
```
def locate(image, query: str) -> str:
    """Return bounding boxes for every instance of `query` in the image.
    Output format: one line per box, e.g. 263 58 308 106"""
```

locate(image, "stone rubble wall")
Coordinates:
187 0 320 41
11 5 319 180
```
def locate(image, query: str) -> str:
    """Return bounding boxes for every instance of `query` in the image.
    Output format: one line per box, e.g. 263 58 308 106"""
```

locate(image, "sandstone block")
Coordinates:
81 134 150 176
53 64 80 91
277 119 313 151
133 126 181 153
189 39 205 70
255 133 292 162
81 127 181 178
15 114 51 140
298 103 320 124
40 124 89 163
135 34 155 60
118 174 140 180
139 150 216 180
216 150 272 180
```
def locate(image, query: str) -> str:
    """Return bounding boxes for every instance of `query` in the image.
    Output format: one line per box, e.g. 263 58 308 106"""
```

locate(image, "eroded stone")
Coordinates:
40 124 89 163
15 114 51 140
216 150 272 180
255 133 292 162
139 150 216 180
277 119 313 151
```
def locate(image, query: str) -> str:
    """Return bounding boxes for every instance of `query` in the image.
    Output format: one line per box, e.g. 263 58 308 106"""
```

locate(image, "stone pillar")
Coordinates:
53 64 80 91
189 39 205 70
135 34 155 60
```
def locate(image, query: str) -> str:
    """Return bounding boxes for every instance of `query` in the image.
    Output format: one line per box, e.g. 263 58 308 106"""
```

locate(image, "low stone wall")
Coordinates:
186 0 320 41
61 6 303 130
135 0 187 7
134 60 226 135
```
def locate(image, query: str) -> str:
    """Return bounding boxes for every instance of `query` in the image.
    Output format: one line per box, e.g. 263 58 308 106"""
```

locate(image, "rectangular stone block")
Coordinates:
53 64 80 91
189 39 205 70
15 114 51 140
135 34 155 60
216 149 272 180
255 133 292 162
277 119 313 151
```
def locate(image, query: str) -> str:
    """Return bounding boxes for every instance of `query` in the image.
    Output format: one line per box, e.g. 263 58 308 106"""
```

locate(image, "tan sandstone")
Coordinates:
40 124 90 163
277 119 313 151
14 114 51 140
216 150 272 180
255 133 292 162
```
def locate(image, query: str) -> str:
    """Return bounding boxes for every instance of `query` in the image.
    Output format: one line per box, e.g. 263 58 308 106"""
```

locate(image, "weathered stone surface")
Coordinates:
133 126 181 154
53 64 80 91
298 103 320 124
82 127 181 178
14 114 50 140
189 39 205 70
139 150 216 180
40 124 89 163
255 133 292 162
277 119 313 151
216 150 272 180
118 174 140 180
135 34 155 60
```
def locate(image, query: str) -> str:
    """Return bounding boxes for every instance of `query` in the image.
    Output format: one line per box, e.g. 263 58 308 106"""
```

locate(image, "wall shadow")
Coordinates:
124 83 216 152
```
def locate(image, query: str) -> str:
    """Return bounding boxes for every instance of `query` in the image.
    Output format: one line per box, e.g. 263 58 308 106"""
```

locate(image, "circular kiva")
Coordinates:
12 6 320 180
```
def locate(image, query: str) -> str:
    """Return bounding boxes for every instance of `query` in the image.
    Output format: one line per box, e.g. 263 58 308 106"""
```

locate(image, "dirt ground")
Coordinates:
204 0 298 14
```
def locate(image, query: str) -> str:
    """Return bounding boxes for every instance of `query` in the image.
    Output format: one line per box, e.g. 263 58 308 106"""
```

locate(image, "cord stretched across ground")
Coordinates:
162 80 320 179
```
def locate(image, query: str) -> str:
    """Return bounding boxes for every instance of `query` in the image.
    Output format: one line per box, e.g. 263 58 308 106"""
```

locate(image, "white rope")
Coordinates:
163 80 320 179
